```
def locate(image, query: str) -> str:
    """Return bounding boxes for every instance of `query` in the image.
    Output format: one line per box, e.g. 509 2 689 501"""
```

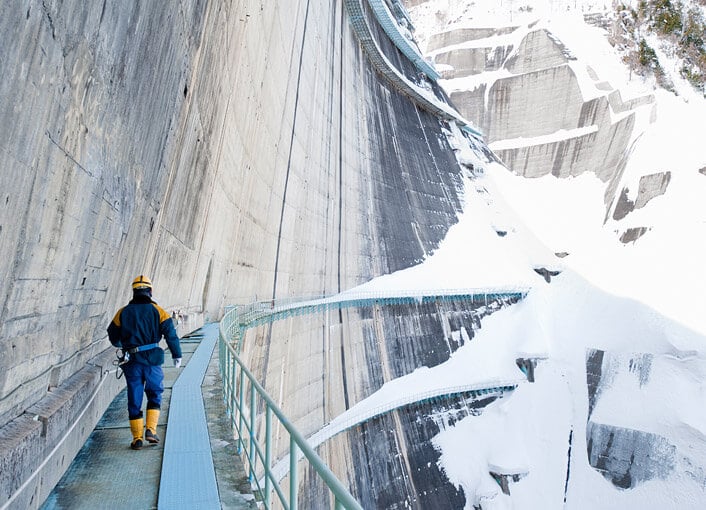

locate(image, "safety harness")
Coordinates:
113 343 161 379
127 342 160 354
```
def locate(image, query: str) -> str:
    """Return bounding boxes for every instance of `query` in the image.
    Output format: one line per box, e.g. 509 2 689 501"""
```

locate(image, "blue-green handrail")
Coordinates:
219 314 363 510
218 288 528 507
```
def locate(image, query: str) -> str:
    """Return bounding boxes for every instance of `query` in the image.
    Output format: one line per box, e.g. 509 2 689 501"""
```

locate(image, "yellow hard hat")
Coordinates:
131 275 153 290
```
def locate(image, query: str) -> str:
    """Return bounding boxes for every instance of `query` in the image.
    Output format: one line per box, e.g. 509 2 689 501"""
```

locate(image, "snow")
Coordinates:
321 1 706 508
491 85 706 336
488 125 598 150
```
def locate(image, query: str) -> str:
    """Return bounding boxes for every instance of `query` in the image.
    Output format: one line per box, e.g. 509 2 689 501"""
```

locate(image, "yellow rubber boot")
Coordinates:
129 418 144 450
145 409 160 444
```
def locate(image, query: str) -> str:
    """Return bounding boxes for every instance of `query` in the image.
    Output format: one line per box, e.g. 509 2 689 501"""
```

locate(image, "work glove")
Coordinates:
173 358 182 368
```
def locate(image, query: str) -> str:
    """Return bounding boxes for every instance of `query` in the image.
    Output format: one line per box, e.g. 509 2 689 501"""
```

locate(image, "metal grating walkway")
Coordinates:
158 323 220 509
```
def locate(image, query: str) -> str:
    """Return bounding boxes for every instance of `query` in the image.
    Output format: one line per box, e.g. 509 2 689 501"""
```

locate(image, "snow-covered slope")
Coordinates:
340 1 706 508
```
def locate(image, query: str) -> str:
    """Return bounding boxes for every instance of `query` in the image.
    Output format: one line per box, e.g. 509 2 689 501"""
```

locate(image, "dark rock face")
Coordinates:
584 349 685 490
619 227 649 243
533 267 561 283
585 348 605 417
587 422 676 489
612 187 635 221
613 171 671 220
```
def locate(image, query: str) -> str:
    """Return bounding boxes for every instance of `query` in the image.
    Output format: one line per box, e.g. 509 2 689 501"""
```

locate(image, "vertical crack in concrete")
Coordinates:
338 307 350 410
271 0 313 300
320 0 341 422
336 1 345 296
336 0 350 410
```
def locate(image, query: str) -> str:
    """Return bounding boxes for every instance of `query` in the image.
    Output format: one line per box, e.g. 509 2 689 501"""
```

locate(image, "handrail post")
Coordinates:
264 406 272 508
290 438 299 510
229 352 236 431
238 368 245 455
249 383 257 483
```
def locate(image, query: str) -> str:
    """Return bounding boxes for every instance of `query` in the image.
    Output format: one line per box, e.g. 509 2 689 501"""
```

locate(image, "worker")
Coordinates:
107 275 182 450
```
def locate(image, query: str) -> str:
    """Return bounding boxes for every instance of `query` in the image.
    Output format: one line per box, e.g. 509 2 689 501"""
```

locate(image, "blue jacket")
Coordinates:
107 294 182 365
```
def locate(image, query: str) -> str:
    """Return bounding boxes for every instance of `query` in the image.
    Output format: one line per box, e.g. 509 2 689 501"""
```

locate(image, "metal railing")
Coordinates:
367 0 440 80
219 329 362 509
233 287 526 346
268 382 519 484
218 288 528 508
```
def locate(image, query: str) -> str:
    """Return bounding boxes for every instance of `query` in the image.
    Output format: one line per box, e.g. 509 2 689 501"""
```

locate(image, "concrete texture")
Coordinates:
587 422 676 489
1 0 470 504
428 27 518 52
312 393 502 508
584 349 706 491
436 23 654 207
0 348 123 510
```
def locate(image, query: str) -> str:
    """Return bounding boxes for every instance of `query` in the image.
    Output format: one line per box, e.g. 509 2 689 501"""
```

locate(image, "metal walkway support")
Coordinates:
159 324 220 509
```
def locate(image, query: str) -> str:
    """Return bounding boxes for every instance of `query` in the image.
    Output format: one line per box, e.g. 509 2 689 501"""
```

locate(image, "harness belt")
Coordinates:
127 342 160 354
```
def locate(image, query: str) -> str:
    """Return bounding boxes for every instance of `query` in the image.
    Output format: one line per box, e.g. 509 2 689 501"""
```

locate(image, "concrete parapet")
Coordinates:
608 89 655 113
491 106 634 182
438 23 654 210
435 47 510 77
485 64 587 141
427 27 518 52
26 367 101 455
0 416 44 508
0 348 122 509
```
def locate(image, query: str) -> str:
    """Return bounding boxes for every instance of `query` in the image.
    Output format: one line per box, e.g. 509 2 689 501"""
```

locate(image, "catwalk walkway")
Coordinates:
40 324 256 510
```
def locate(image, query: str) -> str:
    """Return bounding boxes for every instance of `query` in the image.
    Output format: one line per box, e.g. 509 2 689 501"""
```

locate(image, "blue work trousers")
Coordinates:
122 361 164 419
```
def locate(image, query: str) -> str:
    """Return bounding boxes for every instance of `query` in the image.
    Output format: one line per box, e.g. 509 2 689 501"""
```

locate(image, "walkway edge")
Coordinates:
158 324 220 509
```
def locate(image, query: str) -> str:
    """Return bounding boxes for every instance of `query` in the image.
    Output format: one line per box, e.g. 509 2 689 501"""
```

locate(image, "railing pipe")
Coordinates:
219 288 530 509
238 368 245 455
249 383 257 482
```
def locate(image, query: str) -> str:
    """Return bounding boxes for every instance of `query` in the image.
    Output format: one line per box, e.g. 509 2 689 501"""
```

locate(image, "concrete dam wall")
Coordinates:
429 22 655 211
0 0 475 506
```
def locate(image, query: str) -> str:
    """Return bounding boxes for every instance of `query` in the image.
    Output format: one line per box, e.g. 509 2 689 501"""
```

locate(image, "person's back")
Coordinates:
107 275 182 449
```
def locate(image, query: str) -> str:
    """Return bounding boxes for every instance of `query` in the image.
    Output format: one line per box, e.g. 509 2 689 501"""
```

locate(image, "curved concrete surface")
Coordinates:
435 24 654 203
0 0 475 506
